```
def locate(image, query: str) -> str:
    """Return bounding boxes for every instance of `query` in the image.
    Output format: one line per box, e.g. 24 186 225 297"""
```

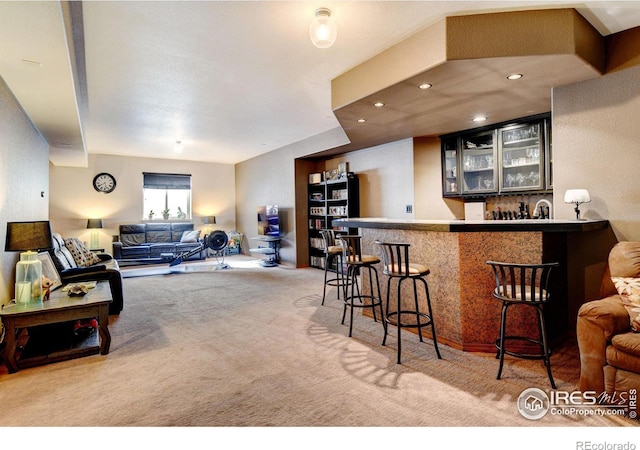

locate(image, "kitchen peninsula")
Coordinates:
333 217 612 352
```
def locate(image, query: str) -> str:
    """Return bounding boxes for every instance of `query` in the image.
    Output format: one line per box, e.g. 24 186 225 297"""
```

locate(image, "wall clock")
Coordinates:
93 172 117 193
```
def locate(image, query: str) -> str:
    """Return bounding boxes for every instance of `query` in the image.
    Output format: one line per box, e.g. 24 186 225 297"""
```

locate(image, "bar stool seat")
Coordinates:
337 235 385 337
375 240 441 364
486 260 559 389
320 230 348 306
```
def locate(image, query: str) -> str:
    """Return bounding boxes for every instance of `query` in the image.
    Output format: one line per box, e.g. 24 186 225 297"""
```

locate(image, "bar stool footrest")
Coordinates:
344 295 382 308
495 336 551 360
385 310 433 329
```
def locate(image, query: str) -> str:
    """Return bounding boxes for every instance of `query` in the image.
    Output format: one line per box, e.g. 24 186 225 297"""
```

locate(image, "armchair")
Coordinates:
577 241 640 395
49 233 124 315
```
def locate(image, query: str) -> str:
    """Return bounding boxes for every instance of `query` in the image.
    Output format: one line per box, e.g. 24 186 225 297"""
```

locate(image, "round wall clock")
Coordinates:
93 172 117 193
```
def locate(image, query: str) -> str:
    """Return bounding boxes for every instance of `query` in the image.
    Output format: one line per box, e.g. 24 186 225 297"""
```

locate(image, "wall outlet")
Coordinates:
405 205 413 213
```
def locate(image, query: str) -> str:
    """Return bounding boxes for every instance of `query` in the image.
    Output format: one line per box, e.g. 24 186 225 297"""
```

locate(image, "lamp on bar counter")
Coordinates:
564 189 591 220
4 221 54 305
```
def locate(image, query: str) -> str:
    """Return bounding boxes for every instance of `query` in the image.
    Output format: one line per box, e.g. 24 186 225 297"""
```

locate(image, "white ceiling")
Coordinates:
2 1 640 167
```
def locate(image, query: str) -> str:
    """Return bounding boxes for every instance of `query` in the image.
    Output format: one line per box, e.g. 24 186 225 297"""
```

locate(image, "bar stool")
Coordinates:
486 260 559 389
320 229 347 305
375 241 441 364
337 235 385 337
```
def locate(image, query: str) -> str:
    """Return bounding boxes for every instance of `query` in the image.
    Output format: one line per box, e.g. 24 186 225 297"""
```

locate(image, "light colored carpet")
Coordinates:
0 256 635 441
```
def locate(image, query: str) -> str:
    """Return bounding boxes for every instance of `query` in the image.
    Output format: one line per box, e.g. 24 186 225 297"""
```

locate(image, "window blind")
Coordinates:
143 172 191 190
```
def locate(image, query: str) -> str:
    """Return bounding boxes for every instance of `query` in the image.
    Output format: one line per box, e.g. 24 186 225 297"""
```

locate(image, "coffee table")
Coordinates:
0 280 112 373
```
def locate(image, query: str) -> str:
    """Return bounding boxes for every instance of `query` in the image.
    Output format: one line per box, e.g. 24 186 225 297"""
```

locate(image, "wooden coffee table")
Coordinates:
0 280 112 373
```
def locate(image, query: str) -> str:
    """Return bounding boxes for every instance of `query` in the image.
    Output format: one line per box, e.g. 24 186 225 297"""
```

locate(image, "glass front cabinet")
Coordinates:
441 113 550 198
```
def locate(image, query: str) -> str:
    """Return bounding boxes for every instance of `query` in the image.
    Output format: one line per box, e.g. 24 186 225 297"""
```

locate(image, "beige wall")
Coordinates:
325 138 415 219
49 154 235 251
236 127 348 266
553 64 640 240
413 136 464 220
0 77 50 307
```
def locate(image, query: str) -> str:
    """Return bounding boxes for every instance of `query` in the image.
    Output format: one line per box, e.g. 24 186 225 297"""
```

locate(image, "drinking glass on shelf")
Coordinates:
506 174 514 187
483 179 492 190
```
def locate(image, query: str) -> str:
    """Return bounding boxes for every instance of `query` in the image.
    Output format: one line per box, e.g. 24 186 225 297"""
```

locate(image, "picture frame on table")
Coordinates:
38 251 62 291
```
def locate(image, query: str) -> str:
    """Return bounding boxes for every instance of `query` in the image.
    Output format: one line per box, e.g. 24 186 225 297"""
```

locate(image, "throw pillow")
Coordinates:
611 277 640 332
180 230 201 243
64 238 102 267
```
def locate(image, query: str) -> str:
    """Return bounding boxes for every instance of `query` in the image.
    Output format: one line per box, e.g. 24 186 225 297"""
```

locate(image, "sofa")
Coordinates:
577 241 640 395
112 223 206 262
49 233 124 315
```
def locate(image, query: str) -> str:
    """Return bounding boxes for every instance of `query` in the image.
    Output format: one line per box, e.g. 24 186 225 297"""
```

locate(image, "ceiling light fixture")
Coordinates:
507 73 523 80
374 102 385 108
472 116 487 123
309 8 337 49
357 118 366 123
418 83 432 90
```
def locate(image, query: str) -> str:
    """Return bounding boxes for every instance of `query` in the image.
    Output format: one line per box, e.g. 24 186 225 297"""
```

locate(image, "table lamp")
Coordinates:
87 218 103 249
564 189 591 220
5 221 54 304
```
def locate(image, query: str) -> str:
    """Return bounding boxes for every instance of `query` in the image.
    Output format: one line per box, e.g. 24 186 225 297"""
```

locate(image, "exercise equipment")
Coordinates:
169 230 229 268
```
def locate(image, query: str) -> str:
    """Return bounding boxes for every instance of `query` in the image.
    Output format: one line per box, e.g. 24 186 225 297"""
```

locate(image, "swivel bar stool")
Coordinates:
337 235 385 337
375 241 442 364
486 260 559 389
320 229 347 305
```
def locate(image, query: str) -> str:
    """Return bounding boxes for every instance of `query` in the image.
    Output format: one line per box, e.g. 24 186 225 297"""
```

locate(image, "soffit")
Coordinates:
325 9 605 157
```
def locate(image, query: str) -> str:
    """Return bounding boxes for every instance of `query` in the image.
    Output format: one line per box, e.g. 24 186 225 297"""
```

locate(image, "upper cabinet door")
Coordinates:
499 122 545 193
460 130 497 195
442 137 460 197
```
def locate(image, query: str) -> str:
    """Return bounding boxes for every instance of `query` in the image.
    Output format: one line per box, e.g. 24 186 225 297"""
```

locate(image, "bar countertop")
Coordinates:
333 217 609 233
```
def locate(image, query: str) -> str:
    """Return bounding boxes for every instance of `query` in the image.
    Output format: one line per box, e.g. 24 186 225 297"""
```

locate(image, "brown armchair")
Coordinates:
577 241 640 394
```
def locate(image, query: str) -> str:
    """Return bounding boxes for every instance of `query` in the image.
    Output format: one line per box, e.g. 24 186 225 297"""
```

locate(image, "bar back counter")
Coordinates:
333 218 615 353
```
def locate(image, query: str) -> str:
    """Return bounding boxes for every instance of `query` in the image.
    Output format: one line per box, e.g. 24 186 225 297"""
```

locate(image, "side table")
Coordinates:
0 281 112 373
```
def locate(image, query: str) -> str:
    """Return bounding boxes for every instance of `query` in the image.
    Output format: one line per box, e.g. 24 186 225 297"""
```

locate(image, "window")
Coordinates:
143 172 192 220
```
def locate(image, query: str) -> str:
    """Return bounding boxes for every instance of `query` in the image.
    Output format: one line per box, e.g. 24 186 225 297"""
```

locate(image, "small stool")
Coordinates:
375 240 441 364
337 235 385 337
320 229 347 305
486 260 559 389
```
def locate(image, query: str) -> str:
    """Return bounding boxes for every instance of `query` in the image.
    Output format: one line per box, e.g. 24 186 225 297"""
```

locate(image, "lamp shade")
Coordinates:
309 7 337 49
564 189 591 204
87 218 103 229
203 216 216 225
5 220 53 252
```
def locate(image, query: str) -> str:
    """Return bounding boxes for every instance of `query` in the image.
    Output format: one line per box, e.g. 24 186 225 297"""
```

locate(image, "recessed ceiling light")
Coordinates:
357 118 366 123
507 73 523 80
418 83 432 90
472 116 487 123
373 102 384 107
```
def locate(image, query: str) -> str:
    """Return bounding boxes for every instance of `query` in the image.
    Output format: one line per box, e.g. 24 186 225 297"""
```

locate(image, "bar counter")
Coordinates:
333 217 613 353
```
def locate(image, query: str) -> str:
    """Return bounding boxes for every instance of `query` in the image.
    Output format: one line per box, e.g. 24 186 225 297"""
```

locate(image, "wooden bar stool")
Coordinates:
320 229 347 305
486 260 559 389
375 240 441 364
337 235 385 337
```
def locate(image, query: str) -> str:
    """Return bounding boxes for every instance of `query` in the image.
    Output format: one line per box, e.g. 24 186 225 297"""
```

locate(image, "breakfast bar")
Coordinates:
333 218 613 352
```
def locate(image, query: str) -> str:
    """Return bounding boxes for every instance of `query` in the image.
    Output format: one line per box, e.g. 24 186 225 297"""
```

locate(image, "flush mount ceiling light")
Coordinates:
472 116 488 122
309 7 337 49
373 102 385 107
357 118 366 123
418 83 432 90
507 73 523 80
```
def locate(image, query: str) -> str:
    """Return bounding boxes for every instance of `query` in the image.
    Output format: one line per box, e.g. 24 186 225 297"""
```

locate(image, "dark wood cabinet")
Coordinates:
441 113 551 198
